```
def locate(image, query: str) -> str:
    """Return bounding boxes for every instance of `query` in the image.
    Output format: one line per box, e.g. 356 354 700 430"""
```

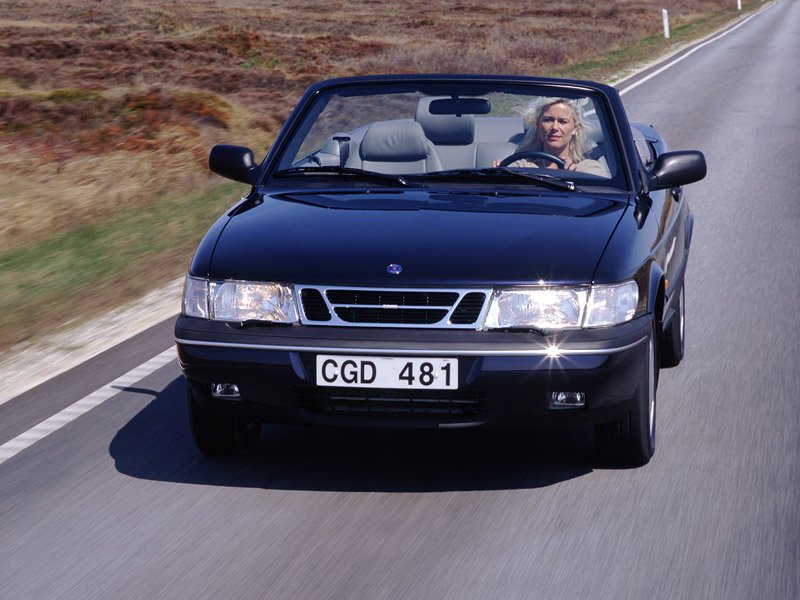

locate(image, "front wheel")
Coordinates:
187 382 261 456
595 324 657 467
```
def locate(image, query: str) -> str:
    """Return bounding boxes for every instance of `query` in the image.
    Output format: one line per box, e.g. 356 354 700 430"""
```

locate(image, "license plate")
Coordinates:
316 355 458 390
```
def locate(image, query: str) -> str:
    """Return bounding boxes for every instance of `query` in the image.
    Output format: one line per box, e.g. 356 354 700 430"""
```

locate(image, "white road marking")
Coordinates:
617 7 771 95
0 347 176 466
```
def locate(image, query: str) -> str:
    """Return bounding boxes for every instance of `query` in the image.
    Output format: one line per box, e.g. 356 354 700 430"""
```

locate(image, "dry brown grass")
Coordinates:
0 0 755 252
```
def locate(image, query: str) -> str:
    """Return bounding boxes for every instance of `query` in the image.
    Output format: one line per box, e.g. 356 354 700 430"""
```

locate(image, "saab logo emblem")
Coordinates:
386 263 403 275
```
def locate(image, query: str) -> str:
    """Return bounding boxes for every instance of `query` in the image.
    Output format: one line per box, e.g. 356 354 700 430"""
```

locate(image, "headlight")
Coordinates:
182 275 298 323
485 287 588 330
484 280 638 330
210 280 298 323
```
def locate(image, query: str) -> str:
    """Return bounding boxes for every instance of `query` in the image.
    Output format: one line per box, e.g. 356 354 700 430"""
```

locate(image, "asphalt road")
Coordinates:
1 3 798 598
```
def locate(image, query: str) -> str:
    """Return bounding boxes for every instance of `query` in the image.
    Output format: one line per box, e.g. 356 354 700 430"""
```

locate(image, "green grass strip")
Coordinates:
554 4 754 82
0 181 245 347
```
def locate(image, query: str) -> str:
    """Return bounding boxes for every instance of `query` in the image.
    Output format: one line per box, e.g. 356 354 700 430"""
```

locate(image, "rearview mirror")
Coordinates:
648 150 706 190
209 144 259 185
428 97 491 116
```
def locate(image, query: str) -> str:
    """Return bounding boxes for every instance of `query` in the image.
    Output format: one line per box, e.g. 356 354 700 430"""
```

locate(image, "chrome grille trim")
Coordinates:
296 285 492 329
175 336 648 356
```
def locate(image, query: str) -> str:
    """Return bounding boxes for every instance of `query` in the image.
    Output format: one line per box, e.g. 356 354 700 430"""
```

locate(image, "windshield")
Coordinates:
272 82 624 188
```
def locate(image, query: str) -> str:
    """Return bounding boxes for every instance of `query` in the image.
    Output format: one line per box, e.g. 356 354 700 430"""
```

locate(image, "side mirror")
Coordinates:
209 144 259 185
648 150 706 190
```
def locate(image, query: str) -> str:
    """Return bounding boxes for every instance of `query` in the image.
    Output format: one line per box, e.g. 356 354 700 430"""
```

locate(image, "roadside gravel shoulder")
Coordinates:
0 278 183 406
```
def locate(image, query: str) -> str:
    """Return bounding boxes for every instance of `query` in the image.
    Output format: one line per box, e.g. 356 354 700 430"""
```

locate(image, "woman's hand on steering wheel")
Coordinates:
496 151 568 169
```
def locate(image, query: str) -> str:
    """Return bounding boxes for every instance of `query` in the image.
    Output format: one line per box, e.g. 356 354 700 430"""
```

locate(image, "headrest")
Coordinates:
360 121 429 162
584 117 603 147
415 97 475 145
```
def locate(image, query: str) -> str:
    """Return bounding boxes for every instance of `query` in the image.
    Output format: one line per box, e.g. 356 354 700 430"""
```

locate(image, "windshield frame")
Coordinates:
259 75 636 193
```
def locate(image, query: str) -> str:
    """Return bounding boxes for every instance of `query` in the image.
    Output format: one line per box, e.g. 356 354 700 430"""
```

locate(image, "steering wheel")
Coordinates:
498 151 566 169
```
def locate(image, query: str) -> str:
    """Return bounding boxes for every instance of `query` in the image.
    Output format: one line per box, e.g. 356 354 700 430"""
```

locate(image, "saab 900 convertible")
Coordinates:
175 74 706 466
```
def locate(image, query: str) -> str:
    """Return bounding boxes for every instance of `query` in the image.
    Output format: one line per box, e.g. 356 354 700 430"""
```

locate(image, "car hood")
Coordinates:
207 190 629 286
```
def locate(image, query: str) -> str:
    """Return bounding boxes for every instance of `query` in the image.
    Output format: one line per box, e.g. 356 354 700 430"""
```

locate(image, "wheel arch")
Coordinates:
647 261 666 338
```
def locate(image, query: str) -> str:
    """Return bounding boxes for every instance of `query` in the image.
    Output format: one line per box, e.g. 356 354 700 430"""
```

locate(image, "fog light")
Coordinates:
549 391 585 409
211 383 241 400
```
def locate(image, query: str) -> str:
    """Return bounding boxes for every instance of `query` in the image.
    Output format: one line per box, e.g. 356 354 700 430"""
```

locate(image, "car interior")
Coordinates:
293 95 612 176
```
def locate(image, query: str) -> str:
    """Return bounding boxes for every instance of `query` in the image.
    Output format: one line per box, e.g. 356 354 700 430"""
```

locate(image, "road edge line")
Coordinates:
0 347 176 466
617 5 772 95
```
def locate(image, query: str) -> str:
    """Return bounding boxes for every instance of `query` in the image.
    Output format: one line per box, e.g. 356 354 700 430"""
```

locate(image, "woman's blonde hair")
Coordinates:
516 98 589 164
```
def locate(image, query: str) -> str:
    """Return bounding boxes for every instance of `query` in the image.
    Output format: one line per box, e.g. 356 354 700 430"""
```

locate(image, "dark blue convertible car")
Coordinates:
175 74 706 466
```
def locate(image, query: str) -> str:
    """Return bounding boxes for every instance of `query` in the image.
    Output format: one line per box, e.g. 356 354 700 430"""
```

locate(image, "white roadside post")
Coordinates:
662 9 670 39
738 0 742 9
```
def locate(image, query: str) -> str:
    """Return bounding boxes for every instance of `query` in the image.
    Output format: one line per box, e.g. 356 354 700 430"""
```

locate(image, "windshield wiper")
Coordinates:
272 166 424 188
422 168 576 192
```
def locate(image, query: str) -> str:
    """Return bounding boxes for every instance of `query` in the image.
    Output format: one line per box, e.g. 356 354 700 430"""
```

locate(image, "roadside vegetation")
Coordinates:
0 0 761 349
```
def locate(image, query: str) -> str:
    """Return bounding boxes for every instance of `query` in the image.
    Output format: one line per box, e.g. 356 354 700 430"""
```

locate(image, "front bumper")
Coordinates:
175 314 651 429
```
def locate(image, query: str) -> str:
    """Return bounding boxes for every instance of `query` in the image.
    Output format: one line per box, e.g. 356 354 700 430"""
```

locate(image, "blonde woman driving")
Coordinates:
494 97 609 177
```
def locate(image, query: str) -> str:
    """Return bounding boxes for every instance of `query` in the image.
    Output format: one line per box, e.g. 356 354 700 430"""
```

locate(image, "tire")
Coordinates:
187 382 261 456
661 284 685 368
595 322 658 467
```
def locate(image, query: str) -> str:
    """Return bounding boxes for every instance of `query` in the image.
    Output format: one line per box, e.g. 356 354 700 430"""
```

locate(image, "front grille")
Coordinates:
334 307 448 325
326 290 458 307
296 387 485 418
300 288 331 321
297 285 491 329
450 292 487 325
